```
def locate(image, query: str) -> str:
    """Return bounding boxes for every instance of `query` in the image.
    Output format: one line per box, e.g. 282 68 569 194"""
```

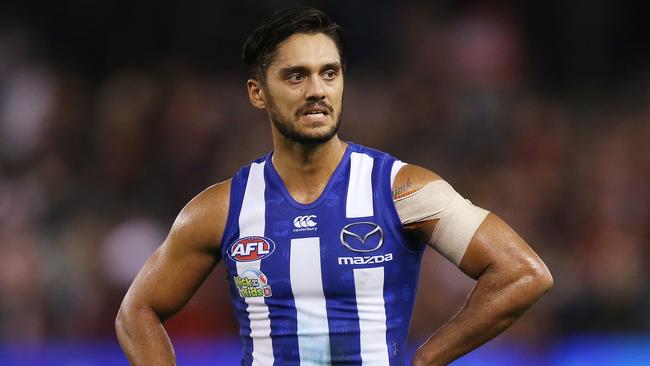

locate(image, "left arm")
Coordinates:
411 213 553 366
393 164 553 366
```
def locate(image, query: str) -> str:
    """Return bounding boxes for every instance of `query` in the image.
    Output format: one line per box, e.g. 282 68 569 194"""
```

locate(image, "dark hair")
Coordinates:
242 6 345 80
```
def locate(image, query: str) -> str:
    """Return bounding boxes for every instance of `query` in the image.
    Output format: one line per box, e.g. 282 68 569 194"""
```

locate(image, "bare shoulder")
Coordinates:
392 164 443 200
168 179 232 254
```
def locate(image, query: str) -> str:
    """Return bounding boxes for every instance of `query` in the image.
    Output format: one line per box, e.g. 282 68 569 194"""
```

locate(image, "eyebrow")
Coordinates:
278 62 342 77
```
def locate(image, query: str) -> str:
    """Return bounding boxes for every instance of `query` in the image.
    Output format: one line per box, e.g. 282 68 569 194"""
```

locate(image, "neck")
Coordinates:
271 131 347 204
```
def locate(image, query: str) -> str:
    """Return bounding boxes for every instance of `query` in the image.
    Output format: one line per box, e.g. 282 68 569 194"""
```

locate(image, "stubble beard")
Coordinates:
266 95 343 145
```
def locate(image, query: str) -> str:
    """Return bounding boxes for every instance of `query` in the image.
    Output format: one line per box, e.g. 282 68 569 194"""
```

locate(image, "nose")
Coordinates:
305 75 325 101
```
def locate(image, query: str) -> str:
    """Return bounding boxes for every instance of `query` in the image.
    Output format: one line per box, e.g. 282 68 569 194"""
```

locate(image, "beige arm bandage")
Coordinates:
394 180 489 266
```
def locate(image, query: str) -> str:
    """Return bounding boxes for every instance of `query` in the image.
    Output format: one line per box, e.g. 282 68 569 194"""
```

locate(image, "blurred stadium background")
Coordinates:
1 1 649 365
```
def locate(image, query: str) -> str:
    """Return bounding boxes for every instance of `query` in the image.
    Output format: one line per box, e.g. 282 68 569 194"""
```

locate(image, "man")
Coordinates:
115 6 553 365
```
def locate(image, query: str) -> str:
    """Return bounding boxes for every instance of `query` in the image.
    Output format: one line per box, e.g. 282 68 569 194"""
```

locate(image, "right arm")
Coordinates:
115 180 231 365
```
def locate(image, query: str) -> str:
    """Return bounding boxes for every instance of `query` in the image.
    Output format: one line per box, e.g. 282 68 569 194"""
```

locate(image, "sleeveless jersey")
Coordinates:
221 142 425 365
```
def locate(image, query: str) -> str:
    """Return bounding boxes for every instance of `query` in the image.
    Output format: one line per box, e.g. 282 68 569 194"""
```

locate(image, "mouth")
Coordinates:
299 104 332 122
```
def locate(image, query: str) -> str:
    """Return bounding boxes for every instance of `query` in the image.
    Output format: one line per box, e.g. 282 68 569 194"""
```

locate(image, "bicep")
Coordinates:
126 233 219 320
122 181 230 320
458 213 546 280
393 164 550 285
393 164 488 264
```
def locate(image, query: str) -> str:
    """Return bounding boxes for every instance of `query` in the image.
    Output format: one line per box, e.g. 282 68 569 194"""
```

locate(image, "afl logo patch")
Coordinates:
228 236 275 262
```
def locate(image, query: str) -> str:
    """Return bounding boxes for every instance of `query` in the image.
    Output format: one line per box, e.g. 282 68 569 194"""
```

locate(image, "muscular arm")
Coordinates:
115 180 231 365
393 165 553 366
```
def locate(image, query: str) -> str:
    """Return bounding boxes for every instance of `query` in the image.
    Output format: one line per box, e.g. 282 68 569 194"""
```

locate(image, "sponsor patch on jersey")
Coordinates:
228 236 275 262
340 222 384 253
234 268 272 298
338 253 394 265
293 215 318 232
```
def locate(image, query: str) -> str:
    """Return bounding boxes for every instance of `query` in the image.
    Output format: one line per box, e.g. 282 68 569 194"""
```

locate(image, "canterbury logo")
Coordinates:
293 215 317 228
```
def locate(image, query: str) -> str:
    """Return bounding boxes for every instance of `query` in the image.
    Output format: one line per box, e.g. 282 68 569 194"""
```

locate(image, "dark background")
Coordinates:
1 0 649 364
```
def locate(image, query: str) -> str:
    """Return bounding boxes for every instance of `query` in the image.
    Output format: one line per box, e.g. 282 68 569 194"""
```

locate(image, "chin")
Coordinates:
272 112 342 145
293 132 337 144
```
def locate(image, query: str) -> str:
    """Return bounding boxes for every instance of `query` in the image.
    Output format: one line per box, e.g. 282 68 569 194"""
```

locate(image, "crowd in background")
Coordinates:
0 1 648 350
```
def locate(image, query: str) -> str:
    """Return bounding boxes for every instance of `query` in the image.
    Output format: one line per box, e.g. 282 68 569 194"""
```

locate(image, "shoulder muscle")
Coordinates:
392 164 442 200
169 179 232 255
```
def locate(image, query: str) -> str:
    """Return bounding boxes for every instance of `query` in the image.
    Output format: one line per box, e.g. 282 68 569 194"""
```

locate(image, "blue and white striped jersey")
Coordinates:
221 142 424 365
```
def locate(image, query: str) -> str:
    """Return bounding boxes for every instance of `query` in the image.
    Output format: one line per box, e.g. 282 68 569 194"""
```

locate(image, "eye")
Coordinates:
287 73 304 83
322 70 337 80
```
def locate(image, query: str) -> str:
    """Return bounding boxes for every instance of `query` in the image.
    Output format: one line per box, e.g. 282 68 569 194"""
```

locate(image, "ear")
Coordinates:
247 79 267 109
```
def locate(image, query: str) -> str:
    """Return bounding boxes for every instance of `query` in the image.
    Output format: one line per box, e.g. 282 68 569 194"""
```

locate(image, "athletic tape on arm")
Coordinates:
394 180 489 265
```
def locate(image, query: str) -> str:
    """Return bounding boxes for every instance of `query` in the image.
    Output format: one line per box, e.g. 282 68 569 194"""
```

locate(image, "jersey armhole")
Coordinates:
219 170 247 259
382 158 426 254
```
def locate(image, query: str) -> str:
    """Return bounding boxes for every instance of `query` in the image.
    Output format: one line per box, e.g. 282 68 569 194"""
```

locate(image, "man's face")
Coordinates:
260 33 344 144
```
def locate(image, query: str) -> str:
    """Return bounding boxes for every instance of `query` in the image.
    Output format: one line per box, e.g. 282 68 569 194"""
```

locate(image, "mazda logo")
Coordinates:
340 222 383 253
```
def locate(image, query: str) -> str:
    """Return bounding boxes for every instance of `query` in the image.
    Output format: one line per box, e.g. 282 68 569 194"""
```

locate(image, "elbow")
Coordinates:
115 300 162 337
538 266 554 294
533 258 553 293
115 303 130 338
521 259 554 299
115 300 144 338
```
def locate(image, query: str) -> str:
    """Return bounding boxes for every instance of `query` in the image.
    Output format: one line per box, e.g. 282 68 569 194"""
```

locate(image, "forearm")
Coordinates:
115 305 176 366
413 266 551 366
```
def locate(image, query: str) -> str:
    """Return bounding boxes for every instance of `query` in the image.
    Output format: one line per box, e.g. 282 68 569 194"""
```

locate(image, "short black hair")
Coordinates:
242 6 345 80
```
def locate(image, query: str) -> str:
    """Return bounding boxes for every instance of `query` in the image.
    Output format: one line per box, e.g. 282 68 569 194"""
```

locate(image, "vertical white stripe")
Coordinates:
239 162 266 237
354 267 389 365
390 160 407 188
346 152 374 218
237 161 274 366
290 237 331 365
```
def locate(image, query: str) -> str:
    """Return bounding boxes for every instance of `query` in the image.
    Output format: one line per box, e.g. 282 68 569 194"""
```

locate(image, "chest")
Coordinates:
225 194 410 302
